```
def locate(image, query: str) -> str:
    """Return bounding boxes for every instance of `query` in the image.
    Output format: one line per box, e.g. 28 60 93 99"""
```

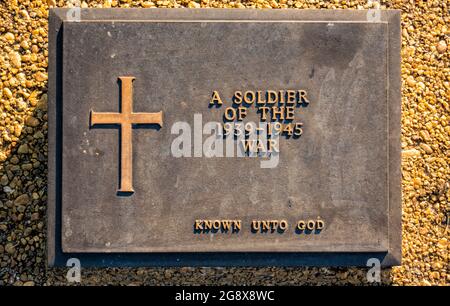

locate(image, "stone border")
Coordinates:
47 8 401 267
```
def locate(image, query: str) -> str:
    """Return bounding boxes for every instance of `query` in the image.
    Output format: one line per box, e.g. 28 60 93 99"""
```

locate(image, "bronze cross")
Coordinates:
90 76 163 194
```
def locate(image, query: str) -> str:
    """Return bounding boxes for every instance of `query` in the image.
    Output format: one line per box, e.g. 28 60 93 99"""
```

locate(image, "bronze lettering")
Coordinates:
278 90 285 104
251 220 260 232
271 106 285 120
233 91 243 104
286 90 296 104
259 106 270 121
267 90 278 104
307 220 315 231
279 220 288 231
224 107 236 121
244 91 256 104
298 90 310 104
194 220 203 230
316 218 325 230
237 106 247 120
285 106 295 120
210 90 223 105
256 90 266 105
297 220 306 231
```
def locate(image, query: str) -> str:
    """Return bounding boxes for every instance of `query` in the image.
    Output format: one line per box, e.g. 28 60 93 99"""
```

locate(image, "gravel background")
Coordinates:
0 0 448 286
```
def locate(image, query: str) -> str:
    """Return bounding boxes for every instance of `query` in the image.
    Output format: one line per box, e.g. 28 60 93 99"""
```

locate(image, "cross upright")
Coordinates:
90 76 163 194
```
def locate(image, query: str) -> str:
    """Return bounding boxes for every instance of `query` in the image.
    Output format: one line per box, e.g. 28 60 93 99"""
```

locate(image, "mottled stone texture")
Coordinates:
47 9 401 267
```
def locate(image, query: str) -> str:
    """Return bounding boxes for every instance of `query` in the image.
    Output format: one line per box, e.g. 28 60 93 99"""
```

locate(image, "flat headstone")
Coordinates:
48 8 401 266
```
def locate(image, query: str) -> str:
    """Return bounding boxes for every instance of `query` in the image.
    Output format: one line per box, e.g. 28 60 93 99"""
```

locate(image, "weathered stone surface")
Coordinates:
48 9 401 267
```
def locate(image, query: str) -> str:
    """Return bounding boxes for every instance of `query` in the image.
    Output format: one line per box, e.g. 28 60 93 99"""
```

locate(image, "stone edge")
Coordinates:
47 8 402 267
